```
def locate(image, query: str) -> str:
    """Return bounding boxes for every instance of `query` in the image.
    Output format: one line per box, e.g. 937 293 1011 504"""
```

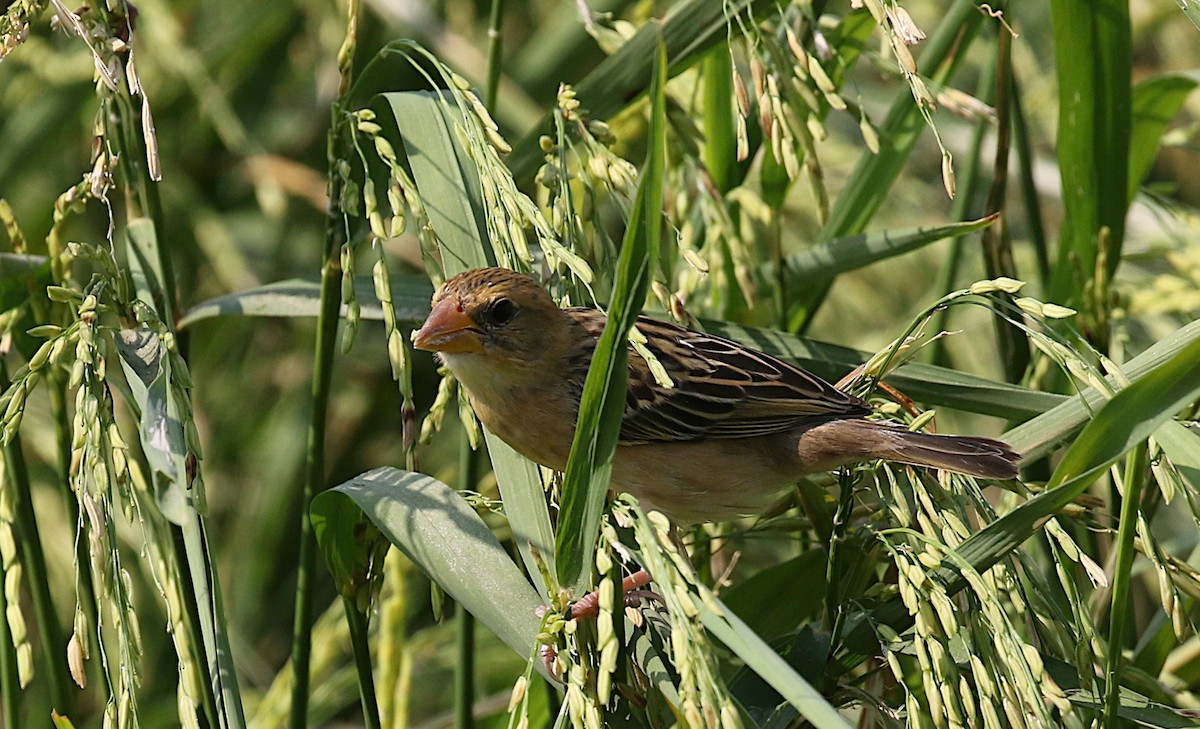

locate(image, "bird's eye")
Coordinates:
484 297 518 327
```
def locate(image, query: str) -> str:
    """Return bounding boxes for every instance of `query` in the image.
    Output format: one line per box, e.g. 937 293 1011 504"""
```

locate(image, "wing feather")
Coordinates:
564 309 871 444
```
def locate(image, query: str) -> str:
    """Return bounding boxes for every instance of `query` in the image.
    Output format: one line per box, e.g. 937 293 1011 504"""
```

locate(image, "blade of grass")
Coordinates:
373 88 557 589
783 216 996 283
1005 319 1200 460
178 276 434 329
554 37 666 592
702 45 735 194
699 598 851 729
506 0 777 184
1048 0 1131 304
1128 71 1200 204
1154 421 1200 495
372 91 494 270
1104 442 1149 729
311 468 546 666
123 220 246 728
1064 686 1200 728
1179 1 1200 30
703 320 1065 420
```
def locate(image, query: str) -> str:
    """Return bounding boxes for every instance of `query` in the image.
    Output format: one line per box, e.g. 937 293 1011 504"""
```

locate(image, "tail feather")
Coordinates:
879 426 1020 479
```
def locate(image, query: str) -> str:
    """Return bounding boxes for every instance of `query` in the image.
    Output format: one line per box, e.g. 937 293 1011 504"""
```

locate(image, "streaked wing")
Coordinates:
564 309 871 444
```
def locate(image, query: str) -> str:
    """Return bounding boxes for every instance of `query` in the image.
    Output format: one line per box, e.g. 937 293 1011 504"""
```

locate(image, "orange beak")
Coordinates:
413 297 485 354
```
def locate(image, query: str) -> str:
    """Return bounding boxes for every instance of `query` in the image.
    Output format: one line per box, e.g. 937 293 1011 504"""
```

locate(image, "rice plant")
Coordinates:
1 0 1199 727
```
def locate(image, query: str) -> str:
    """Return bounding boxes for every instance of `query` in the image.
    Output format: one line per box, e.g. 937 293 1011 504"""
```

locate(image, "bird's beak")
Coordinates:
413 297 485 354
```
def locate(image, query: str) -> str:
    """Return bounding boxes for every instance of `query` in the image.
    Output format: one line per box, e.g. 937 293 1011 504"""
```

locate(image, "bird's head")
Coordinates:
413 268 573 369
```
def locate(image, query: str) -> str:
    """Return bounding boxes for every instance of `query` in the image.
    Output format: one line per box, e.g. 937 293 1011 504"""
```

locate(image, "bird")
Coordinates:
413 267 1020 525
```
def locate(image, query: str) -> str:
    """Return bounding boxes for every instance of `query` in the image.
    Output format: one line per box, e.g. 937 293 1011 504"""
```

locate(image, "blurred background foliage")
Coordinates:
2 0 1200 726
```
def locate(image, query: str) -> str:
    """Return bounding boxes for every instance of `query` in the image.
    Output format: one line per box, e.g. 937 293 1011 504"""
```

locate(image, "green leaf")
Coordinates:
554 37 667 592
965 331 1200 577
721 550 827 641
1004 319 1200 460
784 216 997 282
1155 420 1200 497
1049 0 1132 300
703 320 1065 421
178 276 434 329
1064 687 1200 728
700 598 851 729
701 46 736 193
1128 71 1200 203
126 217 175 323
311 468 545 665
1044 337 1200 489
370 86 557 589
506 0 778 184
113 327 188 501
483 438 557 595
121 218 246 729
0 253 50 311
309 482 387 600
372 91 494 270
1180 0 1200 31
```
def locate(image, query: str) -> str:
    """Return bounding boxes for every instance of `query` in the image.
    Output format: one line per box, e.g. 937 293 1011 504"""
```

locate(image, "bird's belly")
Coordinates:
610 439 792 525
463 379 792 524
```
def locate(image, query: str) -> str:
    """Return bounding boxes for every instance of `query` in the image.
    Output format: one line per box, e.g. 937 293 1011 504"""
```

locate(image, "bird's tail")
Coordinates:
868 422 1020 479
802 419 1020 479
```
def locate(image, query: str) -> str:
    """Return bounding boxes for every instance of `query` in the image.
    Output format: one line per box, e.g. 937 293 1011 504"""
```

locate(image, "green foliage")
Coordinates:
555 38 667 593
2 0 1200 727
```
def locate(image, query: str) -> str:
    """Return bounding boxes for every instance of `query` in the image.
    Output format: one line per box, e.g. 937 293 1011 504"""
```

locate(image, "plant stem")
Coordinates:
1009 74 1050 289
455 432 478 729
454 603 475 729
292 0 361 722
289 153 346 729
1103 442 1148 728
344 597 382 729
701 45 734 194
484 0 505 113
979 22 1030 384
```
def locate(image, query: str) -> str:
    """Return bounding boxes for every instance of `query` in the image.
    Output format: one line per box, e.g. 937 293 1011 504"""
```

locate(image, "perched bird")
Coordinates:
414 267 1019 525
